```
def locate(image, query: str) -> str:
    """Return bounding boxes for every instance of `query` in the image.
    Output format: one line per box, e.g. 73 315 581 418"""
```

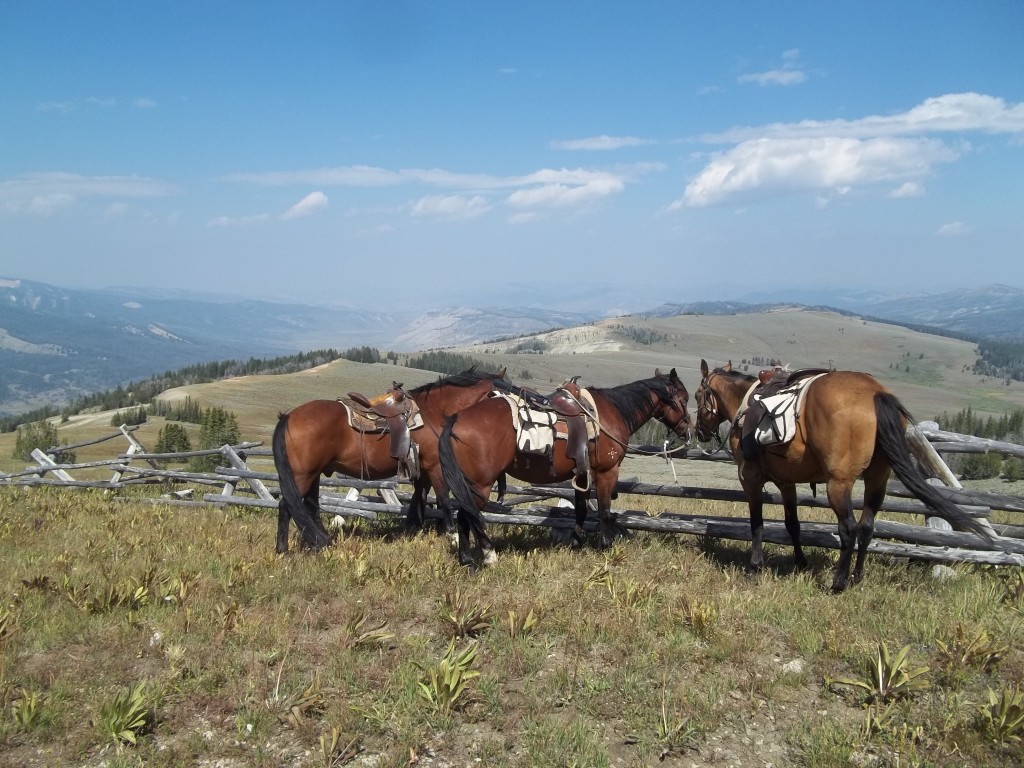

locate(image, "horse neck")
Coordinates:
712 374 754 420
600 386 661 437
416 381 492 420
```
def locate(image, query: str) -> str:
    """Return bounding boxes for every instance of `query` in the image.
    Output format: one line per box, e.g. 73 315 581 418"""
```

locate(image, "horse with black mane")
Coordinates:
439 369 691 567
695 359 995 592
273 367 506 553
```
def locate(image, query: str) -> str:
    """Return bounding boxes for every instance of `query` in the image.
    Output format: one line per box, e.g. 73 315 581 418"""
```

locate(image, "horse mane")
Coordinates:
409 367 503 396
591 375 676 434
714 366 756 386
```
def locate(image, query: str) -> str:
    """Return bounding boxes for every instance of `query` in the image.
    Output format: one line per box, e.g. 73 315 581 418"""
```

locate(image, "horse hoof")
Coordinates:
830 579 847 594
482 548 497 567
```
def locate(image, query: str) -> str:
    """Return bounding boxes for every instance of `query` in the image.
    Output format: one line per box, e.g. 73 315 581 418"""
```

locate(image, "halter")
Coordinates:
695 371 729 452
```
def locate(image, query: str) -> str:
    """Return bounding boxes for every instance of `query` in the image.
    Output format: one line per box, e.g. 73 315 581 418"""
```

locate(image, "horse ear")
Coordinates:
655 368 662 377
497 367 507 379
723 360 733 372
700 359 709 377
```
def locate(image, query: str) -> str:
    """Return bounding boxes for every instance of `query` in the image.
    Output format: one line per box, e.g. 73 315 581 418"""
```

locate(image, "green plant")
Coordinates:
417 639 481 716
439 588 492 638
828 642 930 704
10 686 45 731
92 681 153 748
978 686 1024 743
319 725 361 767
507 607 539 639
936 624 1005 671
681 596 717 640
342 608 394 650
656 686 698 759
269 673 326 728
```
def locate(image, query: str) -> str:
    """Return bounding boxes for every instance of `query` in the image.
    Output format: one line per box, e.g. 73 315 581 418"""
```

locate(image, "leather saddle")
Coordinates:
345 383 416 467
508 377 595 487
740 367 832 459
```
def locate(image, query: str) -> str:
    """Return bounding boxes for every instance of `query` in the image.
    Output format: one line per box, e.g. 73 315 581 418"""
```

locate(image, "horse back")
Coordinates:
788 371 894 477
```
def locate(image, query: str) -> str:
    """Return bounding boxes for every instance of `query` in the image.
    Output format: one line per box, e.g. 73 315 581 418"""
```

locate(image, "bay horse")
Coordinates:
695 359 993 592
440 369 692 567
273 367 506 553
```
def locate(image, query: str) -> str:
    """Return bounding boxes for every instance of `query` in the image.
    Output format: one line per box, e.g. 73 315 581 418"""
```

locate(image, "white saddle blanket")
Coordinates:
750 374 827 447
490 390 598 454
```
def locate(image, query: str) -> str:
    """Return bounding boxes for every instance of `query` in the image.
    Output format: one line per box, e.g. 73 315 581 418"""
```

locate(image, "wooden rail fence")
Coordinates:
2 421 1023 567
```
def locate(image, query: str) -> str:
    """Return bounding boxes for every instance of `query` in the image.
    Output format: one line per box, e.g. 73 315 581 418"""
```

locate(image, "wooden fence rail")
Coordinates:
3 422 1024 567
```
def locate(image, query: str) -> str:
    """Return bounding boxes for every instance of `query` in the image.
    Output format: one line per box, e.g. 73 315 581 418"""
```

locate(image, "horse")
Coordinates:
273 367 507 553
439 369 692 568
695 359 994 592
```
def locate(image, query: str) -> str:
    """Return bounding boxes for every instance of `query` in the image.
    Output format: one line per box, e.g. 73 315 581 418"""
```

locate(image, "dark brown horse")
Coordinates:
695 359 993 592
440 369 692 567
273 367 506 553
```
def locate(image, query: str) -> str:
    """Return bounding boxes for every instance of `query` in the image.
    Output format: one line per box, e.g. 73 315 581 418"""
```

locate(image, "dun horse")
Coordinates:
440 369 691 567
273 368 506 553
695 359 994 592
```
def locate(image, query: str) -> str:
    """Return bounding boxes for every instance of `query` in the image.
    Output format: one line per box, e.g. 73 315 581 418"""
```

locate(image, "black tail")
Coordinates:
272 414 331 549
874 392 994 540
438 414 488 540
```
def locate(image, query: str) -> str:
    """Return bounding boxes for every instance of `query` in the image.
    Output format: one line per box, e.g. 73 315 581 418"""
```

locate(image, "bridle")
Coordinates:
695 372 728 451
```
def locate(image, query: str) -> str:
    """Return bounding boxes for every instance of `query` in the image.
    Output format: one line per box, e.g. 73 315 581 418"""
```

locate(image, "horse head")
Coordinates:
695 359 727 442
654 367 692 442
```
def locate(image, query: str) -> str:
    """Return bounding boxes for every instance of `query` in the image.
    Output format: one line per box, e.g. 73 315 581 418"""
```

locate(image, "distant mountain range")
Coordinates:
2 276 1022 416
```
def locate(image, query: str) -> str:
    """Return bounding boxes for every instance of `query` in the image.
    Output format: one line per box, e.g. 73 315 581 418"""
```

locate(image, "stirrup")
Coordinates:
571 471 591 493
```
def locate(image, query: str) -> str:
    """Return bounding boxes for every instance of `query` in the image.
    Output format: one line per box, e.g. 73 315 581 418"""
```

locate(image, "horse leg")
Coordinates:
571 487 588 549
738 462 766 573
853 465 889 584
405 476 427 533
780 483 807 570
595 473 619 549
827 479 858 593
275 499 291 554
297 478 331 551
455 504 476 568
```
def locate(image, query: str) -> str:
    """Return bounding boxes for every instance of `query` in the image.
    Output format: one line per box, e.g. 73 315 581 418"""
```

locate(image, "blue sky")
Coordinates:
2 2 1022 309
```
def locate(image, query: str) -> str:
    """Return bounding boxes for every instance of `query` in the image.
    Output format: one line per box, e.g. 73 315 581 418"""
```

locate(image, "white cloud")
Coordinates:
133 97 157 109
673 93 1021 208
737 69 806 87
507 177 624 208
36 101 74 113
937 221 971 236
507 211 537 225
208 213 270 227
86 96 117 107
228 164 641 214
280 191 328 220
889 181 925 199
676 136 957 208
411 194 490 219
738 49 807 87
26 193 76 216
551 135 655 151
0 172 173 215
700 92 1024 144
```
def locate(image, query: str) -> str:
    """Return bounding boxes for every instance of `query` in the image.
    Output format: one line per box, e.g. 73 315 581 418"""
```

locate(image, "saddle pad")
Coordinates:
489 390 598 454
752 373 827 447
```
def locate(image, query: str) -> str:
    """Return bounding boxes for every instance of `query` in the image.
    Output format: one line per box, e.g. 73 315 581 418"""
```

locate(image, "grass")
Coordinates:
1 485 1022 767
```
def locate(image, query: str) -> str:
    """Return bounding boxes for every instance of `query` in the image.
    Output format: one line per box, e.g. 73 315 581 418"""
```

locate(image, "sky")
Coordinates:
2 2 1023 310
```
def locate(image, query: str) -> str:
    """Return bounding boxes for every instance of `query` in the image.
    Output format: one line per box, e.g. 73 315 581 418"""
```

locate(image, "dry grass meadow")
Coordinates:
2 309 1024 767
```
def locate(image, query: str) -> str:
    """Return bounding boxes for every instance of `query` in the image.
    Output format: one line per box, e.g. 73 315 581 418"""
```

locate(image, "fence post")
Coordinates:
220 445 275 501
29 449 75 482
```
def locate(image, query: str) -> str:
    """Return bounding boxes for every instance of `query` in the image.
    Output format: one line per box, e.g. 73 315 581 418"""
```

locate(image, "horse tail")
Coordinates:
273 413 331 550
874 392 994 540
438 414 488 539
